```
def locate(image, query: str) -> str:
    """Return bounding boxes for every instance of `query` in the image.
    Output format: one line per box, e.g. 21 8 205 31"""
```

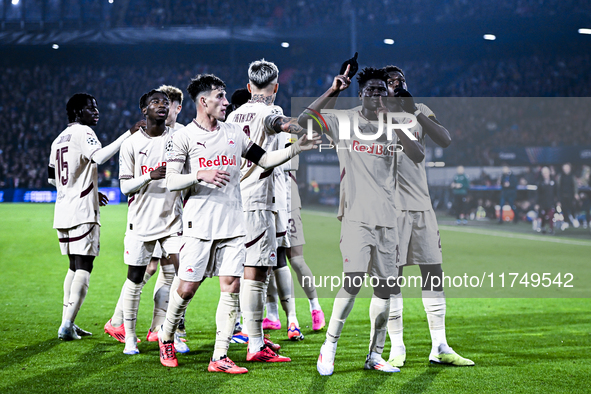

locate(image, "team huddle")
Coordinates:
49 56 474 375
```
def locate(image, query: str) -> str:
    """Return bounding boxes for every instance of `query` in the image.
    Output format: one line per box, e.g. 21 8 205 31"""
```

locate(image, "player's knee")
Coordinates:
420 264 443 292
274 247 287 269
343 272 364 296
74 255 94 273
127 265 147 284
373 279 394 299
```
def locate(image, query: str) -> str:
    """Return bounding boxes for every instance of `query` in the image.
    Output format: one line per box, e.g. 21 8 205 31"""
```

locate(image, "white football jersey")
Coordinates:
228 101 283 211
323 111 399 227
119 127 182 241
166 121 253 240
49 123 102 229
395 103 434 211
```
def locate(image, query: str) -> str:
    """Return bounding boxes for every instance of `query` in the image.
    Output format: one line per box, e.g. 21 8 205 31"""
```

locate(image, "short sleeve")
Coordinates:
80 127 102 160
417 103 435 118
118 140 134 180
166 131 188 174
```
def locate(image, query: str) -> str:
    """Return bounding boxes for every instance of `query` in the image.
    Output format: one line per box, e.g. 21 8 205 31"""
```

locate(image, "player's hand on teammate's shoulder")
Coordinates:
331 64 352 93
130 119 147 134
150 166 167 180
295 132 322 151
196 169 230 188
98 192 109 206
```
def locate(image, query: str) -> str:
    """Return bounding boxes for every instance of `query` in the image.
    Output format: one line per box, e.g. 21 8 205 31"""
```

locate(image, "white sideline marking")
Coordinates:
302 210 591 247
439 225 591 247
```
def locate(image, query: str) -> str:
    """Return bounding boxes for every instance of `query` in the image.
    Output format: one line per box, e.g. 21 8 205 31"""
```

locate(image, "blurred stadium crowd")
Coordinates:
1 52 590 189
6 0 588 29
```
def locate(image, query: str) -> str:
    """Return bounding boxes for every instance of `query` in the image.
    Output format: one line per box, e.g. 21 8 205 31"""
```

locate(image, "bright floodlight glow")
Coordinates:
281 42 289 48
483 34 496 40
109 0 114 3
52 44 59 49
12 0 20 5
383 38 395 45
578 28 591 34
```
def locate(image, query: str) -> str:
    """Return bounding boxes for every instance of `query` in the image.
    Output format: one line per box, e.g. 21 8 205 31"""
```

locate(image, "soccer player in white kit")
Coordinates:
109 90 184 355
264 133 326 334
228 59 306 343
49 93 136 340
383 66 474 367
298 66 425 375
158 74 319 372
104 86 187 344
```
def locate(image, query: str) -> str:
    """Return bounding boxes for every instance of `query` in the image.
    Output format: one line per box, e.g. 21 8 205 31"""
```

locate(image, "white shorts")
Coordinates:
275 209 290 248
397 210 442 266
124 235 181 266
152 241 168 260
287 208 305 247
244 210 277 267
57 223 100 256
178 236 245 282
339 218 398 280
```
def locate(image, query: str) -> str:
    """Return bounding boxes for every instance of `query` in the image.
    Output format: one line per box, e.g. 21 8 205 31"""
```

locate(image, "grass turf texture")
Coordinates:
0 203 589 393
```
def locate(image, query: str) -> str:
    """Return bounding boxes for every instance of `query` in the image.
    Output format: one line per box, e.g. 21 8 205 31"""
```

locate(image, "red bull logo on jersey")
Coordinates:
228 139 235 146
186 267 195 273
198 155 237 167
141 162 166 175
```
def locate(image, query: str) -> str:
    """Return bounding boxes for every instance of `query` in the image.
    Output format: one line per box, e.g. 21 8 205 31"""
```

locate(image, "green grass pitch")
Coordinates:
0 203 590 393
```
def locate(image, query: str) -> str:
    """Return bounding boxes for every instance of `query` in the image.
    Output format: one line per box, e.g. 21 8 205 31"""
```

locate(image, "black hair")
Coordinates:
356 67 389 91
66 93 96 122
186 74 226 102
139 89 169 111
231 88 251 108
225 88 252 121
382 65 405 77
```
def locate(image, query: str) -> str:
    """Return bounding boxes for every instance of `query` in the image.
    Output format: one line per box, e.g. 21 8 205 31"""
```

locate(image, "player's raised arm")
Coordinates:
243 133 321 171
297 65 352 133
394 88 451 148
91 120 143 165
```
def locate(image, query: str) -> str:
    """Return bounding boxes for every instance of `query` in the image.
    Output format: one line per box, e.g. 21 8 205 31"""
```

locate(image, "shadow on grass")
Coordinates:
397 366 442 394
0 338 60 371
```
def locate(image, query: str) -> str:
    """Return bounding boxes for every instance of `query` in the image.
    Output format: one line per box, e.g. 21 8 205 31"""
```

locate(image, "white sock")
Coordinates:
275 266 298 326
62 269 75 321
290 255 318 299
266 272 279 321
112 272 151 328
111 280 127 327
422 290 447 351
213 292 240 361
309 298 321 312
388 293 404 352
161 289 191 342
326 287 356 344
63 269 90 324
369 295 389 355
143 271 153 285
241 279 265 352
151 264 175 332
123 279 143 341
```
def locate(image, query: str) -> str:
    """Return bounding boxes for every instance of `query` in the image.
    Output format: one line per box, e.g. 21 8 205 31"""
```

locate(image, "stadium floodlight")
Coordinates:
11 0 19 5
383 38 395 45
281 42 290 48
108 0 114 3
52 44 59 49
483 34 496 41
578 28 591 35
